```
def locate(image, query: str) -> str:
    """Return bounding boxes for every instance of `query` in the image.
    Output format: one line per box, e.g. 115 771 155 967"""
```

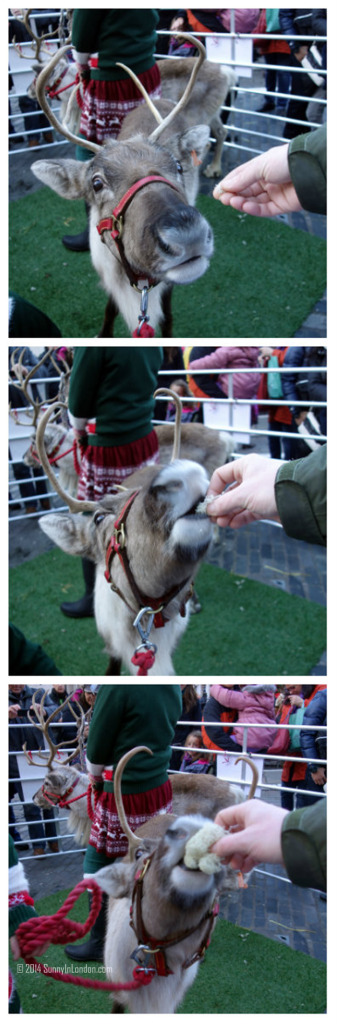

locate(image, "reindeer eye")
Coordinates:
176 161 183 175
94 510 106 526
92 176 104 193
135 847 144 860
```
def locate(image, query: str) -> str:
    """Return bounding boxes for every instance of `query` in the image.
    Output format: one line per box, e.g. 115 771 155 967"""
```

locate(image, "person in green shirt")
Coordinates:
65 683 182 962
61 345 163 618
63 9 160 250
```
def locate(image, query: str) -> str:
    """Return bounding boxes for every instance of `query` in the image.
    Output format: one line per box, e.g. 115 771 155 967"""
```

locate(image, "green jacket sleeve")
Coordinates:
72 9 106 55
288 124 326 214
275 444 326 546
9 624 62 676
281 797 326 891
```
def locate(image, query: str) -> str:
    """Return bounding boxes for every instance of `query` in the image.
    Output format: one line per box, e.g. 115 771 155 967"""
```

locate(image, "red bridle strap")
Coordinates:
97 175 183 240
96 175 184 289
104 491 139 584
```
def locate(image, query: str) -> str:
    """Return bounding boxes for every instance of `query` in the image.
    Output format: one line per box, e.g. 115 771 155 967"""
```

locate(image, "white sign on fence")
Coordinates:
203 400 251 444
206 35 253 77
216 751 264 797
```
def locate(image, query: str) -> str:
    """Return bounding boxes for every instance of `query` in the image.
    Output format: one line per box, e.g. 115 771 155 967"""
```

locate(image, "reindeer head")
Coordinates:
32 133 213 288
95 747 224 968
30 34 213 309
39 458 212 603
33 763 83 809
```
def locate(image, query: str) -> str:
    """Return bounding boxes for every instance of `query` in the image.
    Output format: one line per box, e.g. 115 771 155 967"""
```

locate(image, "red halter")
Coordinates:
96 175 184 289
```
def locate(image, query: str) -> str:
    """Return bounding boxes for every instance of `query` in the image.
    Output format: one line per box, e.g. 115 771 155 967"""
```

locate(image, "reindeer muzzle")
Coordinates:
96 175 185 289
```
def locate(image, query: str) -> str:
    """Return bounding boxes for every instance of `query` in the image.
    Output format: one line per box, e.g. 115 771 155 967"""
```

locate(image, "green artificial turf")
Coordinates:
9 187 326 337
9 887 326 1014
9 549 326 676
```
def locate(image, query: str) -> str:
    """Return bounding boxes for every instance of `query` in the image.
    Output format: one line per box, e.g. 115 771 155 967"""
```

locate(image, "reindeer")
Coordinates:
9 348 77 497
35 390 215 675
12 9 79 134
92 746 258 1014
157 56 237 179
18 11 235 176
23 414 233 504
33 753 254 851
24 690 95 846
29 35 213 337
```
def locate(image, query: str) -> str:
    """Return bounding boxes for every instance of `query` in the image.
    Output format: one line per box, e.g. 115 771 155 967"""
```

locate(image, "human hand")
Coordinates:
311 768 326 786
74 429 88 453
170 16 185 31
211 799 288 873
213 143 302 217
8 704 21 719
10 933 49 961
294 45 309 61
288 694 303 707
206 454 283 528
295 411 308 426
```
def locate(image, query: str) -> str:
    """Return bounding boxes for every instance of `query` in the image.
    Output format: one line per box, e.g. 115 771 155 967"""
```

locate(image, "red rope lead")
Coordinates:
15 879 153 991
131 649 156 675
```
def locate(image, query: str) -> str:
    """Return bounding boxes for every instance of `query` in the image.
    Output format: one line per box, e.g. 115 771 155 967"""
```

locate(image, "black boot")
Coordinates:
61 557 95 618
65 892 107 962
62 202 90 252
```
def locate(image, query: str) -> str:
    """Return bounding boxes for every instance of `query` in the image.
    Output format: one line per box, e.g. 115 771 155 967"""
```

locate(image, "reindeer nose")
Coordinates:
156 209 213 263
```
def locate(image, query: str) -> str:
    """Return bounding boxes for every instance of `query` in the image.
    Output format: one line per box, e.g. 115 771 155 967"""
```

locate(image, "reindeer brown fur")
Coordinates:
157 57 237 178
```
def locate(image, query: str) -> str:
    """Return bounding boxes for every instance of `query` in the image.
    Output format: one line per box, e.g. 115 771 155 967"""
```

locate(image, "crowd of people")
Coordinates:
9 682 326 856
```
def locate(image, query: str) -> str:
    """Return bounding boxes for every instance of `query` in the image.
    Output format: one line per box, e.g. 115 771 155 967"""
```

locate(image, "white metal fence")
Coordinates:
9 14 327 164
8 358 327 525
9 710 327 888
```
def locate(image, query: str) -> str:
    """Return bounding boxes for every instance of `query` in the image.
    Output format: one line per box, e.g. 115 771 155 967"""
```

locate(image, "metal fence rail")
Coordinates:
9 16 327 165
9 714 327 878
8 359 327 524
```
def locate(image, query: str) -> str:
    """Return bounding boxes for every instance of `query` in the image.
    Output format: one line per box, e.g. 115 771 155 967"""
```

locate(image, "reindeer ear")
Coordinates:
39 513 95 558
94 862 135 898
178 125 210 165
31 158 91 200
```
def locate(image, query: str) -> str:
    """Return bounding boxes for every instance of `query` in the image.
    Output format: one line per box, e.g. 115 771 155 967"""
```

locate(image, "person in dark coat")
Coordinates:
8 684 60 854
169 685 202 769
282 346 326 457
298 686 327 806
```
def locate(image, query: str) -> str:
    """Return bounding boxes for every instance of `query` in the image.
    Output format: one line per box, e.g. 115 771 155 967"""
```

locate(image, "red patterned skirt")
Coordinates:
88 778 173 858
77 429 159 502
78 64 161 143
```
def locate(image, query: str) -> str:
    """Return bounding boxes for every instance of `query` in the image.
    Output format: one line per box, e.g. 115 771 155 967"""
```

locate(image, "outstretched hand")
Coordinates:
205 454 283 528
211 799 288 873
213 144 302 217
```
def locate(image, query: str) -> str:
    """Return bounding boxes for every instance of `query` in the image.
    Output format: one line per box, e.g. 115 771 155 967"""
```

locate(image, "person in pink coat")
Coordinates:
210 684 276 753
188 347 261 400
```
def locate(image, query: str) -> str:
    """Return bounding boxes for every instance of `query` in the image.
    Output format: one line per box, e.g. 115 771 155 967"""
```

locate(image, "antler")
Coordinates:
34 43 100 153
21 8 61 61
9 347 59 428
12 8 60 64
116 34 206 143
36 402 97 513
23 691 85 769
113 747 153 854
154 388 182 461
